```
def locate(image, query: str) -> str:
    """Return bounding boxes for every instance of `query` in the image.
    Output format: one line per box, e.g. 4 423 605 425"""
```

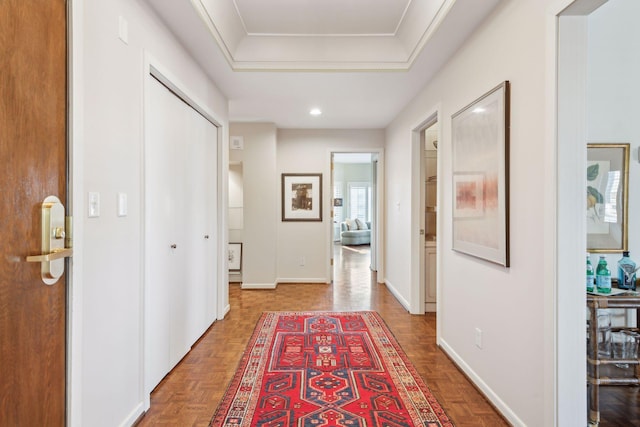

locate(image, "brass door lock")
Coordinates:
26 196 73 285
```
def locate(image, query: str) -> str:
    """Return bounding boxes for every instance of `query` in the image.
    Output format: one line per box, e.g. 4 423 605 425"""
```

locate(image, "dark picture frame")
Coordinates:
281 173 323 222
451 81 510 267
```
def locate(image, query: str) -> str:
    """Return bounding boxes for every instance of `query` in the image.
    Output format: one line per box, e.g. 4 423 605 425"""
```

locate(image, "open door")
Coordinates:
331 152 380 281
0 1 68 424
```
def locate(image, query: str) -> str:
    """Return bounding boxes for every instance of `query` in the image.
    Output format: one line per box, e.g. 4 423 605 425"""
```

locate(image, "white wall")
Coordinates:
72 0 228 425
229 123 278 288
587 0 640 272
277 129 384 283
385 1 550 425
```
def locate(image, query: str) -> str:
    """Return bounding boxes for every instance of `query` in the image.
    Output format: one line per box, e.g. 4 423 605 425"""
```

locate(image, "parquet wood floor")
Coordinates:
138 246 508 427
134 244 639 426
136 244 510 426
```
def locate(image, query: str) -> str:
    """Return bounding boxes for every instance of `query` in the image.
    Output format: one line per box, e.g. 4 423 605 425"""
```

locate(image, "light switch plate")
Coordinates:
117 192 127 217
88 192 100 218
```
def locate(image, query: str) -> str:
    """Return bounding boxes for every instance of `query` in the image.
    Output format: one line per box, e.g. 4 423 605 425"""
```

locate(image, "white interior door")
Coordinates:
144 74 219 395
145 76 181 390
184 108 218 344
203 131 218 327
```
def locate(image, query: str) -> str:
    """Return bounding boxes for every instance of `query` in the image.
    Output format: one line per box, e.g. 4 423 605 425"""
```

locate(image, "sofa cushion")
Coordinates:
355 218 367 230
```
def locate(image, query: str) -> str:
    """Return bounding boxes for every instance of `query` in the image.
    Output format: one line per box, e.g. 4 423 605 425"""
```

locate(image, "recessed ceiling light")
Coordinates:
309 108 322 116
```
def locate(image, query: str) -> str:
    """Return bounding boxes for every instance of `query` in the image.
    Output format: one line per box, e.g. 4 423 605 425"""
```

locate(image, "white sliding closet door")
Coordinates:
144 75 218 395
203 136 218 326
145 77 183 390
183 106 218 345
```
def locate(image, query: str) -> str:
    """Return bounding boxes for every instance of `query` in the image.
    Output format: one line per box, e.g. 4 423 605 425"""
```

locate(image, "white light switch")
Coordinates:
117 193 128 217
88 192 100 218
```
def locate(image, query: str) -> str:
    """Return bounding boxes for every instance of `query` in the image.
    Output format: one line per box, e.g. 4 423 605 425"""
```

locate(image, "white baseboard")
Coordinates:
438 338 525 427
383 279 410 312
221 303 231 319
119 401 144 427
241 282 277 289
239 281 328 289
276 278 329 284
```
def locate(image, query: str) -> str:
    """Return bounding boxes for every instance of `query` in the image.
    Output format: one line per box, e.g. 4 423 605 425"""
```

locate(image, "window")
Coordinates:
348 182 371 222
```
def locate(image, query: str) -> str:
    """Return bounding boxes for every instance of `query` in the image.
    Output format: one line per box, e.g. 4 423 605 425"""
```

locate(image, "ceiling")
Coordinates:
234 0 410 36
144 0 502 129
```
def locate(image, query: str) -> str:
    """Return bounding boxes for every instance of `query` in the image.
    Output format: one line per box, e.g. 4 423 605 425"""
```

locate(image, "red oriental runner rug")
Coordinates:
210 311 453 427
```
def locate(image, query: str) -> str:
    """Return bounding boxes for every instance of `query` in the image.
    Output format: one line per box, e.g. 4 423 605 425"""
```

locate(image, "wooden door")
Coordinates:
0 0 67 425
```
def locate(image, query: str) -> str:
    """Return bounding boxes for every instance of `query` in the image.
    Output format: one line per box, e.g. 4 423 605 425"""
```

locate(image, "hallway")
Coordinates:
138 245 507 426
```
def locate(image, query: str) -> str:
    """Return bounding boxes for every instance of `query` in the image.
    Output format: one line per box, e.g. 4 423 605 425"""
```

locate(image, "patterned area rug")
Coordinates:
210 311 453 427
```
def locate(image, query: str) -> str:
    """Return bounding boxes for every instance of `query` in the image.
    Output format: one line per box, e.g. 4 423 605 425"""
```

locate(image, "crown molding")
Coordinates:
191 0 455 72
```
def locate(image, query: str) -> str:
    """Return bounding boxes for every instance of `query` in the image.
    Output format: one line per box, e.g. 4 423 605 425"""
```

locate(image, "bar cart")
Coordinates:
587 291 640 425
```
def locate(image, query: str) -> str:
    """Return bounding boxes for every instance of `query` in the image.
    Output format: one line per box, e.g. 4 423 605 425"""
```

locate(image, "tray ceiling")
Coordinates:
193 0 455 70
144 0 502 128
235 0 410 35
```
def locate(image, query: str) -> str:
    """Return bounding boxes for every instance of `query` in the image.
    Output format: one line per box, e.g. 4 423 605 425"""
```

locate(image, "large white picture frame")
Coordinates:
451 81 510 267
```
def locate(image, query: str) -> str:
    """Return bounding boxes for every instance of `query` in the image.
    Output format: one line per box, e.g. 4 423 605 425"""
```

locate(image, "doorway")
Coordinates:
555 0 639 423
410 111 440 315
422 122 439 313
330 151 383 283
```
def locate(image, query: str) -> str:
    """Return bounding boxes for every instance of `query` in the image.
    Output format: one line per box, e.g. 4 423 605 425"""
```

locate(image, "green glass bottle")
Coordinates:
596 256 611 294
586 253 594 292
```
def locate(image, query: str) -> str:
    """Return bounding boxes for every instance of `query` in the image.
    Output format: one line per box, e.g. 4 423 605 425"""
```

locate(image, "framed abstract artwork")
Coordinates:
587 143 629 253
281 173 323 221
451 81 510 266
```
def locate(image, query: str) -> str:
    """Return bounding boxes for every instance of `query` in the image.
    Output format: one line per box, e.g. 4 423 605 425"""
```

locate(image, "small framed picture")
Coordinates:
228 242 242 272
281 173 323 221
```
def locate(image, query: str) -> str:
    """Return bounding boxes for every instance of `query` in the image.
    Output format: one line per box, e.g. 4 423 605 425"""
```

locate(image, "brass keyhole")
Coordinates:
53 227 65 240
